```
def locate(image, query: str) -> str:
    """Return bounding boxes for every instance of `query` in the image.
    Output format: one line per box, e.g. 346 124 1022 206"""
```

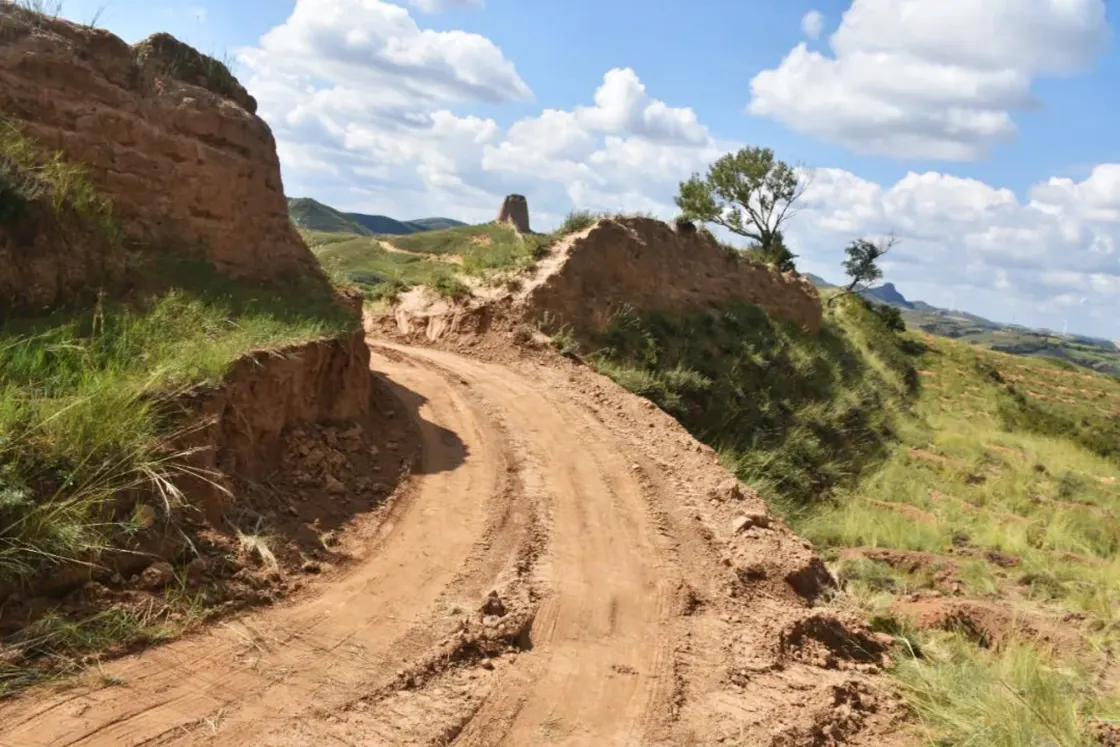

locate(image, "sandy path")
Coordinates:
0 341 900 746
0 344 678 746
0 349 508 746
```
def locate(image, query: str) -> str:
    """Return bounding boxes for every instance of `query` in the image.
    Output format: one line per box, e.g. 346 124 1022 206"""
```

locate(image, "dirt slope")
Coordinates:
0 341 902 746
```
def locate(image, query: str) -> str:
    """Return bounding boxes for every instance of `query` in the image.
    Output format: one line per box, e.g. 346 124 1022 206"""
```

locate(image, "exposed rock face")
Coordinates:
0 7 316 282
496 194 531 233
527 217 822 335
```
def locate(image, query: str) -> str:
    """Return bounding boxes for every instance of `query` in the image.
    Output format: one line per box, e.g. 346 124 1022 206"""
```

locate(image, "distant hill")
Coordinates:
288 197 371 235
804 273 834 289
407 217 466 231
287 197 466 236
861 282 913 309
806 272 1119 377
342 212 416 235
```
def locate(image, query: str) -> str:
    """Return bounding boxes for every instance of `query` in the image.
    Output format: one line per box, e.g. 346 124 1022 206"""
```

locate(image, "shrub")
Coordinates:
871 302 906 332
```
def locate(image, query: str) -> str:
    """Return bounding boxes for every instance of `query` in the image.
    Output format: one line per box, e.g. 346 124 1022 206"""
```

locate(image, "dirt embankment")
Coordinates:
175 328 374 517
0 320 384 595
377 216 824 347
526 217 823 337
0 6 317 309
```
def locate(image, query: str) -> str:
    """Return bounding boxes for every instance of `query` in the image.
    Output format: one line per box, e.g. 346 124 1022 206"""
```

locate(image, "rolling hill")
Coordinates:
806 273 1120 376
287 197 466 236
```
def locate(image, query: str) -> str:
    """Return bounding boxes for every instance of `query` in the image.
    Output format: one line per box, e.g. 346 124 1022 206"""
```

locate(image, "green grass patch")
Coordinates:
994 376 1120 462
893 634 1117 747
798 332 1120 741
591 294 917 507
309 223 553 301
557 209 603 235
383 222 551 272
309 233 469 301
0 252 351 586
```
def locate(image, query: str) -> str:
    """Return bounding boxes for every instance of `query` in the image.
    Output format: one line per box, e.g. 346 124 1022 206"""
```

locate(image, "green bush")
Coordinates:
870 302 906 332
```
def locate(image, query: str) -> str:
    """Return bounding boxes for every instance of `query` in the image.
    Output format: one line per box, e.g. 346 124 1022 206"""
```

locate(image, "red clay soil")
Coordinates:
0 338 911 746
891 597 1080 653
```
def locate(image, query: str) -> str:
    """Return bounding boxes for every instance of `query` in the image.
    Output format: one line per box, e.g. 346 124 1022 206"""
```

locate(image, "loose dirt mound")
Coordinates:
891 598 1078 652
0 341 904 745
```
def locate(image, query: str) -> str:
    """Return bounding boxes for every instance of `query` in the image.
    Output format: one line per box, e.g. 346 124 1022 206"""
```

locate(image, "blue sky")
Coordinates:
56 0 1120 339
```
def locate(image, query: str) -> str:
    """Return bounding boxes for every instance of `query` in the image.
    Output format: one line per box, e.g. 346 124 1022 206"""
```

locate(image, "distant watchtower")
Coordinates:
496 194 531 234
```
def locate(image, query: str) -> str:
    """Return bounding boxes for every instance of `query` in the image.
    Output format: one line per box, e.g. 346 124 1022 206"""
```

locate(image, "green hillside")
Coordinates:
804 274 1120 377
287 197 371 235
304 222 551 302
567 289 1120 745
287 197 466 236
343 212 419 235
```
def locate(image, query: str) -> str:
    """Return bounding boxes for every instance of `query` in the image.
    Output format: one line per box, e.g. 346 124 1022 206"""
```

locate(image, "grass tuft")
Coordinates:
0 121 119 241
893 635 1115 747
557 210 602 235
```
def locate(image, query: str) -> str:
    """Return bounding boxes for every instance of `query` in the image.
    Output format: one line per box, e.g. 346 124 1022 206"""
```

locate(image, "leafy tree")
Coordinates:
829 235 898 306
675 146 810 271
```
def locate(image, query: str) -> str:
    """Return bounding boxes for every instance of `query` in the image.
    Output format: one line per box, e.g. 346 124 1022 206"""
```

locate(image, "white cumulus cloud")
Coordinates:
801 10 824 40
239 0 531 113
749 0 1110 160
407 0 483 11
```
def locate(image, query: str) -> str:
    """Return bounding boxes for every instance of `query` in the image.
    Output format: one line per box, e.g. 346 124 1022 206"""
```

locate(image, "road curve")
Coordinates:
0 342 682 746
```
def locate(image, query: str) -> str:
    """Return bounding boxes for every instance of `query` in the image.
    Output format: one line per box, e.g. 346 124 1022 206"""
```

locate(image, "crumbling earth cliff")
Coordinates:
0 5 317 310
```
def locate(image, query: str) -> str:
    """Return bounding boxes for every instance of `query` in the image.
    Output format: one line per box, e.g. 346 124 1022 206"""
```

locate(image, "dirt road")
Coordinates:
0 342 896 746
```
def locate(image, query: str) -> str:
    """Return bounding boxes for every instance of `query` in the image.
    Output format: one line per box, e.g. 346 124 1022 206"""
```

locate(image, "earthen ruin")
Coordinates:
496 193 531 233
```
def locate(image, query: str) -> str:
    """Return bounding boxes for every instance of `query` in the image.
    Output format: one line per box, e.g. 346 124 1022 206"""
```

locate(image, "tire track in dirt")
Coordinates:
380 344 682 746
0 352 514 747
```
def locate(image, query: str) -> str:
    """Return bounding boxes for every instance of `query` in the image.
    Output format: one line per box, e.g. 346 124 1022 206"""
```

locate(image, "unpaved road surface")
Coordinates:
0 342 901 746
